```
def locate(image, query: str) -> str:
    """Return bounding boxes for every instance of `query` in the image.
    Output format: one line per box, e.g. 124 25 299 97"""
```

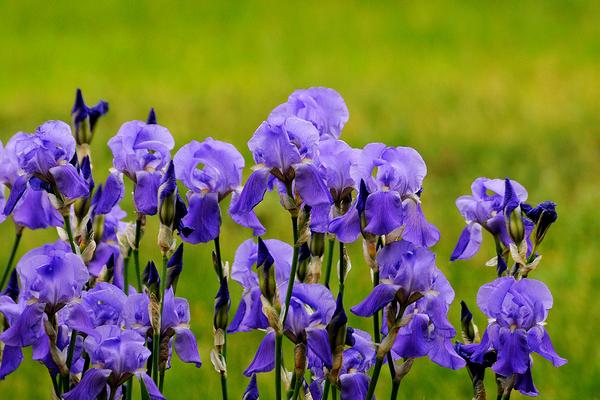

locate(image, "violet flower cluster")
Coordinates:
0 87 566 400
451 177 566 398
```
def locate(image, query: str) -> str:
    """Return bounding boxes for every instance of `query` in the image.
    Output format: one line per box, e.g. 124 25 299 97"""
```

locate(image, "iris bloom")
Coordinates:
329 143 440 247
464 277 566 396
269 87 349 139
63 326 164 400
174 138 244 243
108 115 174 215
229 115 332 235
351 241 465 370
4 121 90 216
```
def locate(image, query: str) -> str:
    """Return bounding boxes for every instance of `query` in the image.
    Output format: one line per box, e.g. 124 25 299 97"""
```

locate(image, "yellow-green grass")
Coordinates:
0 1 598 398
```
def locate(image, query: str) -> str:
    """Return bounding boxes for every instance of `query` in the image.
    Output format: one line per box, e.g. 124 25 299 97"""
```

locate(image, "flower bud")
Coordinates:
213 278 230 331
310 231 325 258
294 341 307 376
143 260 160 300
522 201 557 248
296 242 311 282
257 238 277 303
158 162 177 228
166 243 184 293
327 293 347 379
71 88 109 146
460 300 479 344
503 178 525 244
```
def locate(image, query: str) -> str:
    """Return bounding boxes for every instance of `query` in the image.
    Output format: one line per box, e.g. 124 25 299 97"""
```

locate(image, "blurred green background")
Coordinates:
1 0 598 398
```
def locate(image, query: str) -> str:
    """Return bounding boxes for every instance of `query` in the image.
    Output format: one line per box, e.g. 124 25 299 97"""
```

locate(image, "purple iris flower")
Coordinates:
63 325 164 400
450 177 528 261
228 238 292 333
64 282 127 339
229 115 332 235
0 136 62 229
122 288 202 368
173 138 244 243
4 121 90 216
352 241 465 370
309 139 358 232
108 114 174 215
16 239 89 308
329 143 440 247
270 87 349 139
243 374 259 400
464 277 566 388
71 88 109 146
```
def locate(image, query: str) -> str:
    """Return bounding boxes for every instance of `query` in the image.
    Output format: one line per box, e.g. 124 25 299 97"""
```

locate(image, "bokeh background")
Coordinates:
1 1 599 398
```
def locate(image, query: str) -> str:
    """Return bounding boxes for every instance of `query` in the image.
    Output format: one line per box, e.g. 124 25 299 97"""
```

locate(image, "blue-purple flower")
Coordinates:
270 87 349 139
4 121 90 216
229 115 332 235
450 177 528 261
174 138 244 243
329 143 440 247
108 115 174 215
352 241 465 370
464 277 566 395
63 325 164 400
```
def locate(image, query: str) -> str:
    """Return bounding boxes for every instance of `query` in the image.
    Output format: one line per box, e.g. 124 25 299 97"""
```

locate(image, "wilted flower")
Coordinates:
174 138 245 243
329 143 440 247
108 112 174 215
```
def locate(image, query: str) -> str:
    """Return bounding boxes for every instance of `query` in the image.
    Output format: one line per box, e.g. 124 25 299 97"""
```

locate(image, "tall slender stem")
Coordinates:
323 238 335 288
213 237 228 400
366 356 384 400
214 236 224 280
277 216 299 400
61 212 78 393
123 248 132 294
331 387 338 400
0 227 23 290
152 255 168 384
322 379 331 400
133 217 143 292
371 271 381 344
338 242 346 298
281 216 299 325
391 380 400 400
275 334 283 400
291 371 302 400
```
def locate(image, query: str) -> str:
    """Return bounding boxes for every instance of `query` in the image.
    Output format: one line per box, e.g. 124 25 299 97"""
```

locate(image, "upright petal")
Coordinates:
402 198 440 247
294 163 333 207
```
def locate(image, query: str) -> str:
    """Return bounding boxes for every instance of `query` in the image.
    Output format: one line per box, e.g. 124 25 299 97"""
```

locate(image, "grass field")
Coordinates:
0 1 599 398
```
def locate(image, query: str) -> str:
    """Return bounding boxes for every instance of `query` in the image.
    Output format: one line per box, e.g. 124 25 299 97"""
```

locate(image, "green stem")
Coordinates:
50 373 60 398
0 227 23 290
386 352 397 383
220 369 228 400
159 369 166 392
291 371 302 400
123 248 132 294
133 217 143 292
322 379 331 400
214 236 224 280
391 380 400 400
63 214 77 253
338 242 346 298
323 238 335 288
275 334 283 400
152 255 168 384
366 357 384 400
281 216 300 325
371 270 381 344
332 386 338 400
287 373 297 400
125 377 133 400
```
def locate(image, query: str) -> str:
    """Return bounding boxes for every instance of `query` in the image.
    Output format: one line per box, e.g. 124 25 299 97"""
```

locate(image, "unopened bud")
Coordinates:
294 342 307 376
257 238 277 303
310 232 325 258
296 243 311 282
507 205 525 244
213 278 231 331
460 301 479 344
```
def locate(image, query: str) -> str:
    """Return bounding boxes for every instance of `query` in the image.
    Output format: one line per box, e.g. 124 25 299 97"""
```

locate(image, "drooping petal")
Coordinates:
527 326 567 367
179 192 221 243
134 170 161 215
427 335 466 370
0 345 23 379
351 284 400 317
138 372 166 400
229 168 270 235
3 175 28 215
340 372 371 400
244 331 276 376
173 328 202 367
12 187 62 229
328 204 361 243
306 327 333 368
63 368 111 400
364 191 404 235
0 303 45 347
402 198 440 247
49 163 89 199
228 288 269 333
514 365 538 396
492 328 530 376
450 222 483 261
242 374 260 400
294 163 332 207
